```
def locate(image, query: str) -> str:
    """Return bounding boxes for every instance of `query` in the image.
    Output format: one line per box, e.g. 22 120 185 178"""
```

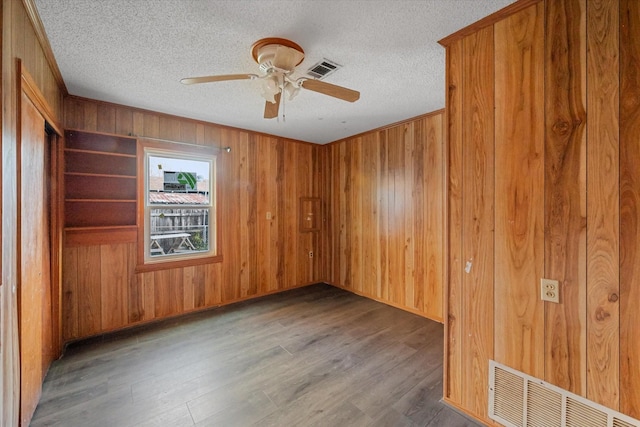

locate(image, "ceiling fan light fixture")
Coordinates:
260 74 281 103
284 81 300 101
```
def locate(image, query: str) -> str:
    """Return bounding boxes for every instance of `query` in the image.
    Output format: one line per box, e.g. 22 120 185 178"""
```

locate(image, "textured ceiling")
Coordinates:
34 0 515 144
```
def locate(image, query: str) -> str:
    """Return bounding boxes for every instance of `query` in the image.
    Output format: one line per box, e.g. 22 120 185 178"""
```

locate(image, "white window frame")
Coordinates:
137 140 219 271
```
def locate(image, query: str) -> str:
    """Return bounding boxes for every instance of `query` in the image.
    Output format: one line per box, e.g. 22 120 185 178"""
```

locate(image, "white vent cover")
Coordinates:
489 360 640 427
306 59 341 80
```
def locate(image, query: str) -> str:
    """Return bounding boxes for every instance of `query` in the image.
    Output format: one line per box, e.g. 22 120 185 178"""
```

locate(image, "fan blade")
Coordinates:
264 92 281 119
273 45 305 71
300 79 360 102
180 74 257 85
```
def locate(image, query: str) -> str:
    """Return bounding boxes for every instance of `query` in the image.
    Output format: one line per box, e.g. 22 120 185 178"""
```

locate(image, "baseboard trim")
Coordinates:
324 281 444 324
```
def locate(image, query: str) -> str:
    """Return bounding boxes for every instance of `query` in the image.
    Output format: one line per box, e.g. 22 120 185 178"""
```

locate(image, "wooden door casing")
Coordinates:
19 91 53 426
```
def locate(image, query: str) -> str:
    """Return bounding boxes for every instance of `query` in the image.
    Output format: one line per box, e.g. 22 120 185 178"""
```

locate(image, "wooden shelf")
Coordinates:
64 130 138 232
65 199 136 203
65 150 136 176
65 172 136 178
64 148 136 158
65 130 137 155
65 225 137 247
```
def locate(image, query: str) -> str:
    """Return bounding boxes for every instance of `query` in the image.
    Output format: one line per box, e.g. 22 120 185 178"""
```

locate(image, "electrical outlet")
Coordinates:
541 278 560 303
266 211 272 220
309 251 313 258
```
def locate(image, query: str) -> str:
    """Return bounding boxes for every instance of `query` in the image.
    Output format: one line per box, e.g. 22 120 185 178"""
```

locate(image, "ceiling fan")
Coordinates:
180 37 360 119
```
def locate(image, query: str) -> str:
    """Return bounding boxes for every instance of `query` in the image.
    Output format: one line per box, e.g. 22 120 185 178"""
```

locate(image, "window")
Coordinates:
138 140 219 270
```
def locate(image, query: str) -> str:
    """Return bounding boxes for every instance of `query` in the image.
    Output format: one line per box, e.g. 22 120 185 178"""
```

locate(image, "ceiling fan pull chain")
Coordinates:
282 88 286 122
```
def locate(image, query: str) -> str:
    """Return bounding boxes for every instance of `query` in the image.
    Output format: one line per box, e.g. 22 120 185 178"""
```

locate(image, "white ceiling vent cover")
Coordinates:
489 360 640 427
306 59 341 80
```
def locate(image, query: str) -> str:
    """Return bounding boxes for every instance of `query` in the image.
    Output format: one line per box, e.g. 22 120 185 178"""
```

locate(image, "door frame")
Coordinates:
16 60 64 424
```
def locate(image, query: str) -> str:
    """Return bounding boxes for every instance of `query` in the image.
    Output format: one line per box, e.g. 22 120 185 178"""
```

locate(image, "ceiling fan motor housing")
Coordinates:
251 38 305 73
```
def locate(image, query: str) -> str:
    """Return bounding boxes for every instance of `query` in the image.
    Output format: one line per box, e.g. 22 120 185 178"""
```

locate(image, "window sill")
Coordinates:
135 254 223 273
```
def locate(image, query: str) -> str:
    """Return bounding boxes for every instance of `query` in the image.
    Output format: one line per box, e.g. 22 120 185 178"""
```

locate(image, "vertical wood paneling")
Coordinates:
142 272 155 321
83 102 98 132
1 2 19 423
205 262 222 306
183 266 196 311
340 141 350 288
96 103 116 134
586 0 620 410
256 136 271 293
275 139 286 288
445 38 464 405
192 264 206 309
115 106 133 136
128 242 143 323
238 132 251 297
327 112 445 322
362 133 379 298
77 245 102 337
295 143 312 286
153 268 183 318
494 3 545 378
403 125 415 310
100 244 128 330
283 142 297 288
619 0 640 418
268 138 280 291
246 136 258 296
461 25 495 417
221 128 241 302
378 131 389 301
425 114 444 320
350 137 364 293
388 126 406 307
442 0 637 422
61 247 79 340
544 0 587 395
412 122 425 312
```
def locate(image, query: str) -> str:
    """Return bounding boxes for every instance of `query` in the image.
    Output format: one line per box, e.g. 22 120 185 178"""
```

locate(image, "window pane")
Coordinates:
148 156 210 205
149 208 209 256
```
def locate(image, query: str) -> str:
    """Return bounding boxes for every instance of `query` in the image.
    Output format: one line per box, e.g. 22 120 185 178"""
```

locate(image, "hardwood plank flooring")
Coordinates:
31 284 483 427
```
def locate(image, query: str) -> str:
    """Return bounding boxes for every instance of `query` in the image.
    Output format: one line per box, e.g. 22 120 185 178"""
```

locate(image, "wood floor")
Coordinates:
30 284 482 427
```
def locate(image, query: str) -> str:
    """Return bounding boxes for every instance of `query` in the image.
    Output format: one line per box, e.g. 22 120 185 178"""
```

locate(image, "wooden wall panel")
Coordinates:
443 0 640 423
402 127 415 310
620 0 640 418
494 2 545 378
445 38 464 405
100 244 129 330
412 123 425 312
361 132 380 298
461 25 495 417
326 111 445 322
61 96 325 341
424 114 444 321
61 247 79 340
76 246 102 337
586 0 620 410
543 0 587 396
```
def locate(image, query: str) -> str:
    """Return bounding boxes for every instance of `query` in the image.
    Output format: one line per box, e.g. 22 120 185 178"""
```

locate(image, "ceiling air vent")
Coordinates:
306 59 341 80
489 360 640 427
